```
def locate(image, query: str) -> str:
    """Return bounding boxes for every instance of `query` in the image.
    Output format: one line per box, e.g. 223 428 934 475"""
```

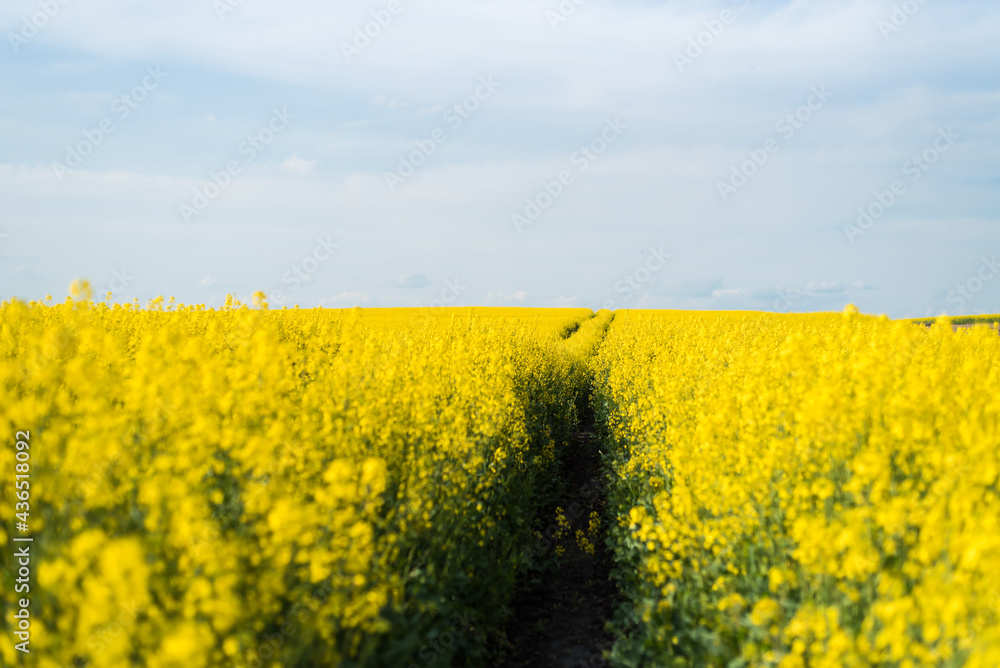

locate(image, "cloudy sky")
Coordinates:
1 0 998 317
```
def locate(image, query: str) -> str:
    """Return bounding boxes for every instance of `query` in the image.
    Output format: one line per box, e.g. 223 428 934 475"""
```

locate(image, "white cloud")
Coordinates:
551 295 580 307
649 279 722 299
320 292 373 307
804 281 845 293
712 287 773 300
418 105 446 117
485 291 528 306
8 265 42 278
394 274 431 289
280 153 318 176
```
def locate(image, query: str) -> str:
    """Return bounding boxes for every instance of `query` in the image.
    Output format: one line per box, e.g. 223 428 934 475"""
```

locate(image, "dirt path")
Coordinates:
500 417 618 668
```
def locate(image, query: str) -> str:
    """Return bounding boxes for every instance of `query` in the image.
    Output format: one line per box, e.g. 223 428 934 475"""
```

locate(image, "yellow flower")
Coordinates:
750 597 782 627
69 278 93 302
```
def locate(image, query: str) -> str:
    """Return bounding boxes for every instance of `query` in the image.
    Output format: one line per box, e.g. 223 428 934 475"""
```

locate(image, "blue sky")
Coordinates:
1 0 998 317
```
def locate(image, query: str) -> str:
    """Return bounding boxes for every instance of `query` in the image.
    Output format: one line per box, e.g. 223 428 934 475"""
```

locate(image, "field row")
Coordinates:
0 301 608 666
594 310 1000 667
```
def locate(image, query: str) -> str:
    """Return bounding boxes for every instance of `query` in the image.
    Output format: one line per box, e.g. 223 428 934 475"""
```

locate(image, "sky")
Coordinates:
1 0 998 317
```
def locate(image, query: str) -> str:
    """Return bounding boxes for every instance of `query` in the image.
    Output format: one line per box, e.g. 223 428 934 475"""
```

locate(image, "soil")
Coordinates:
498 418 619 668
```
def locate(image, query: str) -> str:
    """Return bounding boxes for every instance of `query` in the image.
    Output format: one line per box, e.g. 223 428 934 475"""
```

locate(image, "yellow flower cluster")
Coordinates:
0 297 596 667
593 309 1000 667
575 512 602 556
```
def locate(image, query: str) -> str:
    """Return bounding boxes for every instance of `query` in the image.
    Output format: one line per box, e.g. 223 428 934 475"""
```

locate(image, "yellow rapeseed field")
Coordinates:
593 309 1000 667
0 294 601 667
4 294 1000 667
